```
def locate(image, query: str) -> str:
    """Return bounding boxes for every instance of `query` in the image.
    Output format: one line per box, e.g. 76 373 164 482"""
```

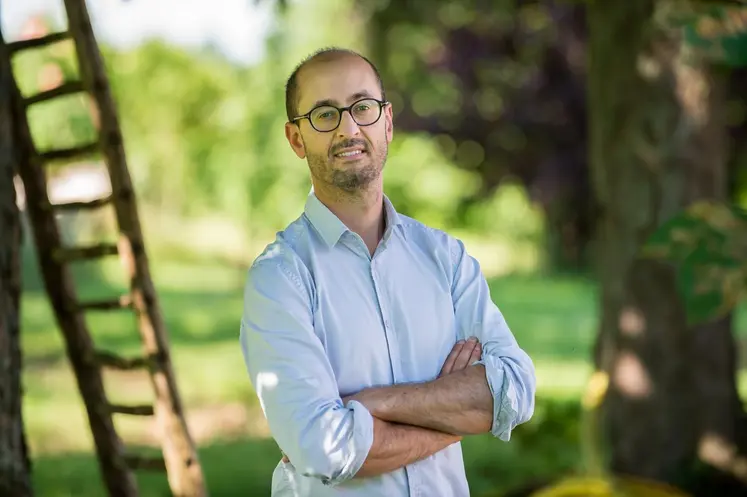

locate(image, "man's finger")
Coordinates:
281 454 290 463
453 337 479 371
439 340 465 376
470 342 482 364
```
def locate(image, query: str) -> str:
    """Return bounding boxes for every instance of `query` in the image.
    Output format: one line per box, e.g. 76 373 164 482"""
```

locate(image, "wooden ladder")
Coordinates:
2 1 208 496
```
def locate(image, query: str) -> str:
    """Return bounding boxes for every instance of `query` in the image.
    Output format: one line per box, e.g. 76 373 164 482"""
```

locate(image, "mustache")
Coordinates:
330 139 368 156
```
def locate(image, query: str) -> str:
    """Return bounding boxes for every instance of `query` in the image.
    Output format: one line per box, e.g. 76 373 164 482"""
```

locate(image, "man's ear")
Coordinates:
384 103 394 144
285 122 306 159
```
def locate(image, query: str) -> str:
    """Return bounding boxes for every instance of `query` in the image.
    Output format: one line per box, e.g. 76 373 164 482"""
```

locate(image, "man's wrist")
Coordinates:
345 383 412 419
369 384 407 417
358 385 395 418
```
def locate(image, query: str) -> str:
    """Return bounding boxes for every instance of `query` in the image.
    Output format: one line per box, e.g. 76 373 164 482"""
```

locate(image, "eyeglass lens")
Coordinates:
309 99 382 132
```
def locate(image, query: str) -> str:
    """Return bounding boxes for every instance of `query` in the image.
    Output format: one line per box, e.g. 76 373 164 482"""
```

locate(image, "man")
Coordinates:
239 47 536 496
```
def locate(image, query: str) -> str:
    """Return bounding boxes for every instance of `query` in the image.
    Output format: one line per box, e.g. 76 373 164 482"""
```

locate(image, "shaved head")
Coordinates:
284 47 386 122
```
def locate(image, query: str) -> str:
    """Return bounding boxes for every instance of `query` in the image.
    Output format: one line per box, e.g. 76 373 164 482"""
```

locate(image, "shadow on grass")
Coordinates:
30 398 583 497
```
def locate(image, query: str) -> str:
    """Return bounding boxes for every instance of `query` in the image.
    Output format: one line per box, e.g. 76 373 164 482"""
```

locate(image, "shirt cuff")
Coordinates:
476 355 519 442
322 399 375 486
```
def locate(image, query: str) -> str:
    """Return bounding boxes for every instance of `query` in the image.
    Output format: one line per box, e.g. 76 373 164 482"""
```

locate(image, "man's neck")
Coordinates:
313 182 385 255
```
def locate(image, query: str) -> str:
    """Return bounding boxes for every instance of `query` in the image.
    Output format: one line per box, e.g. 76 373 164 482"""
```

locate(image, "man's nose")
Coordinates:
337 110 361 137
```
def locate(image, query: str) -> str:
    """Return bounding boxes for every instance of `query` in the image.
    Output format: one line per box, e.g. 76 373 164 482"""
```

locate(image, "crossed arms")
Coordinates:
239 239 536 486
343 338 489 478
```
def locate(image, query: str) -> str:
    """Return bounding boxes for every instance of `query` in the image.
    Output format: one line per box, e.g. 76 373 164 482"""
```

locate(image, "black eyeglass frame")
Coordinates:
290 98 390 133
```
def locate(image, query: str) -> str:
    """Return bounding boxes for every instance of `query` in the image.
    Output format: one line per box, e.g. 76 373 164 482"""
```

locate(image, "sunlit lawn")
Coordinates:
19 243 747 497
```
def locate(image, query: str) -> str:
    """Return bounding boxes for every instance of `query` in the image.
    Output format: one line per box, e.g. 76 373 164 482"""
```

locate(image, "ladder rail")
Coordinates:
7 62 138 497
4 1 208 495
62 1 206 495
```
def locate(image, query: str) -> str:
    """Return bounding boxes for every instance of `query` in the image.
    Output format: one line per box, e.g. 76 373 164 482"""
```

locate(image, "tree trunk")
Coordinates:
0 29 34 497
588 0 744 492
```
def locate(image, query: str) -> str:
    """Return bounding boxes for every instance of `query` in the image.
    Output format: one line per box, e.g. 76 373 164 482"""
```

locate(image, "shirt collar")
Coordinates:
303 190 402 248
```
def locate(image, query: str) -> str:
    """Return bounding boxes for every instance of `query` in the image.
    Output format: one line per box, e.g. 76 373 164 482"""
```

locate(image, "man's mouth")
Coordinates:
334 149 366 158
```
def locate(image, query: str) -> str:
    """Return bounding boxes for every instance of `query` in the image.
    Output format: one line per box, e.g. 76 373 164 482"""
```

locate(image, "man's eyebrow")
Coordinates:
348 90 375 101
308 98 336 109
308 91 377 110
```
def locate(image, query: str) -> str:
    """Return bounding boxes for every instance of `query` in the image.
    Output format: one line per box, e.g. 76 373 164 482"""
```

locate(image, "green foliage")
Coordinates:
683 6 747 66
641 200 747 324
17 12 545 257
11 39 93 154
383 133 481 227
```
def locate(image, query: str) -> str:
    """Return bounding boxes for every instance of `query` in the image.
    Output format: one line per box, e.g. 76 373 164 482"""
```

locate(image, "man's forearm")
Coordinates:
355 417 460 478
354 364 493 436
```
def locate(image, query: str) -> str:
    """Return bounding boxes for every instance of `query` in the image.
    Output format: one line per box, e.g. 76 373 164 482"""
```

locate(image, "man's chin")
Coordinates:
332 171 379 192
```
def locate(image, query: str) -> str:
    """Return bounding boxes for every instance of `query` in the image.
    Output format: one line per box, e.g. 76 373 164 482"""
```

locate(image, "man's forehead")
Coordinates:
297 57 380 109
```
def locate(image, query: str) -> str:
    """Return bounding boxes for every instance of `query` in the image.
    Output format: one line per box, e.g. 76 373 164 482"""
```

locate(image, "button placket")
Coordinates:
371 255 400 384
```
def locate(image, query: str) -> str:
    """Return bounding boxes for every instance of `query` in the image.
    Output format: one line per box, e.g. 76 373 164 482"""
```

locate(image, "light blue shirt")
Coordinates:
239 192 536 497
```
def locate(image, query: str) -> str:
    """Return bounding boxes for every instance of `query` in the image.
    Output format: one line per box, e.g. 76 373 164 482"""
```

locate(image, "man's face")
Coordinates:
284 56 393 193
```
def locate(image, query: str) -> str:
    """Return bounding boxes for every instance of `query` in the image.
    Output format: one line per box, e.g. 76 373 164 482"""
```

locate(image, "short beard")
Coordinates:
330 164 379 192
309 146 388 194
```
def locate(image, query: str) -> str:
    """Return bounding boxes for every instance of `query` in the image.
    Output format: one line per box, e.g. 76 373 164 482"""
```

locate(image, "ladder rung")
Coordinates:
108 404 154 416
51 195 112 211
78 295 132 311
25 81 86 106
53 243 118 262
123 454 166 472
7 32 71 54
39 141 99 162
94 350 153 371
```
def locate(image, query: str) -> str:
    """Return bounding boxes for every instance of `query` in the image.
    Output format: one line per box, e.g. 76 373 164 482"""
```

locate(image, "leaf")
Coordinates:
642 200 747 262
642 201 747 325
688 198 747 229
682 6 747 66
677 247 747 324
642 201 726 262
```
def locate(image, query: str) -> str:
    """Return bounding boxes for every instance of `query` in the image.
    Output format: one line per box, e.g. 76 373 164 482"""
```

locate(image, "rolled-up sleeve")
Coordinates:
239 255 374 486
449 238 536 441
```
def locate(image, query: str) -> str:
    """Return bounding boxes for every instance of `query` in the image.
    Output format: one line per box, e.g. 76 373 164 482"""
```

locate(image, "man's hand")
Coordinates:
439 337 481 377
342 337 482 414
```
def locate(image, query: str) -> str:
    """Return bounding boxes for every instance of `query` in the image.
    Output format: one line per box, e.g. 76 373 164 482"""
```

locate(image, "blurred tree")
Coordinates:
727 66 747 205
363 0 747 273
588 0 746 493
0 29 34 497
363 0 594 271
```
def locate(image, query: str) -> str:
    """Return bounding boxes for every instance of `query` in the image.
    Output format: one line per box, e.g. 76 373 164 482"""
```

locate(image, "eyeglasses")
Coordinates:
291 98 389 133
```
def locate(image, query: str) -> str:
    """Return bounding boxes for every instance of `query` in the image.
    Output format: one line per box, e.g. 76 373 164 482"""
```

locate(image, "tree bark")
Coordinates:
0 28 34 497
588 0 744 491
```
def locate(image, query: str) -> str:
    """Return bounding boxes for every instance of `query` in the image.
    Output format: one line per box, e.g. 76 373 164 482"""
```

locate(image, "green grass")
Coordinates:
30 401 582 497
18 243 747 496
